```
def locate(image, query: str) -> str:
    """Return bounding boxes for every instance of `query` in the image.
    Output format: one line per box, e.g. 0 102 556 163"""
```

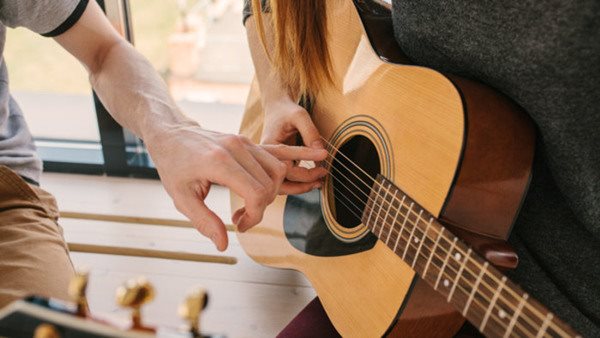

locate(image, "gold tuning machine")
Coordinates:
33 323 61 338
116 276 155 330
68 269 89 317
178 286 209 337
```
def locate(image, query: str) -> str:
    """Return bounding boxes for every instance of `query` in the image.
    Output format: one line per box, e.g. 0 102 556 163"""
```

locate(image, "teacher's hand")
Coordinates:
146 123 327 251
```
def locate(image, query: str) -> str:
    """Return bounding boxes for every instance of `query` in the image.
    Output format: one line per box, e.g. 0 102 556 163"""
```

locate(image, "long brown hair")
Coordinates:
251 0 333 98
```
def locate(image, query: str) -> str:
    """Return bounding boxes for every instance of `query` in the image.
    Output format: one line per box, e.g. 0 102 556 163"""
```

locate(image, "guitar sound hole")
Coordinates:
330 135 381 229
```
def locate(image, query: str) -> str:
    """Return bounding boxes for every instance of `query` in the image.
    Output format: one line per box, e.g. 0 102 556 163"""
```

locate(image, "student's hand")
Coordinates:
145 123 327 251
262 96 329 195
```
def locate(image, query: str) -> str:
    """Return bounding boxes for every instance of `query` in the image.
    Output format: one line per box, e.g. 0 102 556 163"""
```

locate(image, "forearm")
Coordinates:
48 0 325 250
89 40 196 143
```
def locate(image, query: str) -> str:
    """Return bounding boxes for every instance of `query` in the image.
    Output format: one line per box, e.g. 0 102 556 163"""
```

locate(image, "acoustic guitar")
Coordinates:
232 0 582 337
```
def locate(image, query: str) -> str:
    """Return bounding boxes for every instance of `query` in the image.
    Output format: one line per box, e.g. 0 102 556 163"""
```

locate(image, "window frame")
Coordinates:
37 0 158 178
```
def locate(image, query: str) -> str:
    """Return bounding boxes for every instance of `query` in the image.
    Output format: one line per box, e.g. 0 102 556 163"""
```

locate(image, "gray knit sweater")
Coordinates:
391 2 599 336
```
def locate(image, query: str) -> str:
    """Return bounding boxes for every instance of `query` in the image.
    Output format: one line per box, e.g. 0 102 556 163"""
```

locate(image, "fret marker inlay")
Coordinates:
480 276 507 332
435 237 457 290
406 210 424 265
448 248 471 303
411 217 432 269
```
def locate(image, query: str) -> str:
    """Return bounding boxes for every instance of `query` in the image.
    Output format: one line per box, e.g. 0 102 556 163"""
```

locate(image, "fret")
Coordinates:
503 293 528 338
535 313 554 338
391 195 407 252
480 276 507 332
447 248 471 302
384 191 399 244
394 201 413 256
401 202 414 236
401 206 419 260
365 181 384 230
434 237 457 290
463 261 488 317
367 177 582 338
411 216 432 268
422 227 444 279
376 183 391 238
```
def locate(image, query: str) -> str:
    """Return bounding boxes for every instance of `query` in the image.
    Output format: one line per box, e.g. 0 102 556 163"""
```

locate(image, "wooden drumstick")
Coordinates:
67 243 237 265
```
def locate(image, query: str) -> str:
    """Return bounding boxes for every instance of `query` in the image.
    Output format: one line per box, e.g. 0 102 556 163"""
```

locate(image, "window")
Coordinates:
3 0 253 177
125 0 253 172
5 22 103 173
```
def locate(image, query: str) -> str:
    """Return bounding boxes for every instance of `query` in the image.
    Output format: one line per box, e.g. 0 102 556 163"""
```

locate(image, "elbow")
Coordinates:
88 38 127 77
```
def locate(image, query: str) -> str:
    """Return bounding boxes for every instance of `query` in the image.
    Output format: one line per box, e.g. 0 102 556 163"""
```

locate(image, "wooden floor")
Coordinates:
42 172 316 338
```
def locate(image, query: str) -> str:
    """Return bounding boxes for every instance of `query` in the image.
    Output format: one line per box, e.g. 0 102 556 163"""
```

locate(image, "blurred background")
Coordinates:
4 0 253 177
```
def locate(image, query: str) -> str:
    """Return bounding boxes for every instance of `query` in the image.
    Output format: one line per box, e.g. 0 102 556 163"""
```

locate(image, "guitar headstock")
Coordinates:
0 272 224 338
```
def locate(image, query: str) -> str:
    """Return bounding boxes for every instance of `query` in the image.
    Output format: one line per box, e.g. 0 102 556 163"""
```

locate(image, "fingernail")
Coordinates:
311 140 324 149
235 215 244 231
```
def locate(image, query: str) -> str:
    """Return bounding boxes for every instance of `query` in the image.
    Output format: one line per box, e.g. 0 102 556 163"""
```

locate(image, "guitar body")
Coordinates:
233 1 534 336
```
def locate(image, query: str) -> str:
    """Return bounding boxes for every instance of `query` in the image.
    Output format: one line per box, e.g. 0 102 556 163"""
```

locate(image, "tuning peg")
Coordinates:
33 323 61 338
68 269 89 317
116 276 155 330
178 286 209 337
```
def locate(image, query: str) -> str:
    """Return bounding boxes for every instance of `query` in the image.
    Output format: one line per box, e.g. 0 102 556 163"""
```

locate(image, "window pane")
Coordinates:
128 0 252 135
4 27 101 143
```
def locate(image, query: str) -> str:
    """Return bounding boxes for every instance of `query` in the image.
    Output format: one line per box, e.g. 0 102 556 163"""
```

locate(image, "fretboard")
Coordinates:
361 175 580 338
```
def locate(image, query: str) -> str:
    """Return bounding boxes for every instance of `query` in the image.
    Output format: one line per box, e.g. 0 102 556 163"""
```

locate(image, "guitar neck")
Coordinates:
362 175 580 338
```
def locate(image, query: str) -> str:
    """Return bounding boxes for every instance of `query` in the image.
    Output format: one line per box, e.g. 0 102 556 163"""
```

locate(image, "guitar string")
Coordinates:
324 161 539 338
317 141 569 337
320 152 566 338
318 135 569 336
327 185 521 338
326 180 532 338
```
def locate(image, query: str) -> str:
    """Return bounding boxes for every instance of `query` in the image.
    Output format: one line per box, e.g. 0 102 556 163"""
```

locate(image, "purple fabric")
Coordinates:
278 297 481 337
277 297 340 338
